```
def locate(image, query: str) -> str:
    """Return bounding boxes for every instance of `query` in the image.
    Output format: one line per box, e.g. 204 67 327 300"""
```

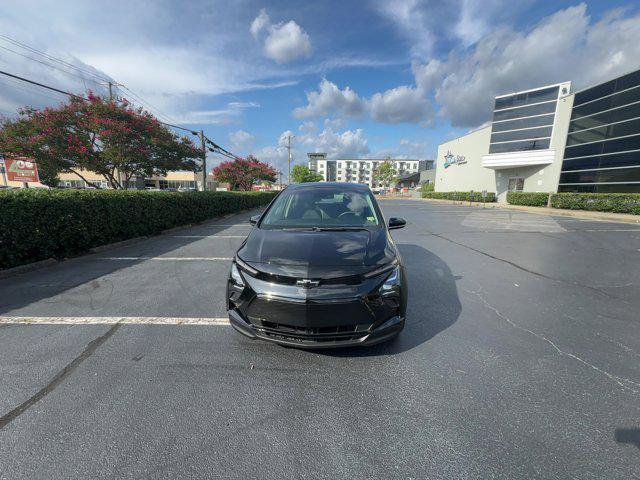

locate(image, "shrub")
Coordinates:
550 193 640 215
421 191 496 202
507 191 550 207
0 189 277 269
420 183 435 194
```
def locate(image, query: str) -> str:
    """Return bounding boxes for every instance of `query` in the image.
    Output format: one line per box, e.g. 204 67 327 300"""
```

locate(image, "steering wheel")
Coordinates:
338 211 358 219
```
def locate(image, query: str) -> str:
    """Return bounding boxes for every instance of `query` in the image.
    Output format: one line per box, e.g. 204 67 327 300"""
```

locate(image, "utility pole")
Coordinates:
107 81 124 188
287 135 294 184
200 130 207 191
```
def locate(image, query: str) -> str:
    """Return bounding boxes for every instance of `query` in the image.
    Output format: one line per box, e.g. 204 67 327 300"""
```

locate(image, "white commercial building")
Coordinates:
307 153 430 188
435 67 640 201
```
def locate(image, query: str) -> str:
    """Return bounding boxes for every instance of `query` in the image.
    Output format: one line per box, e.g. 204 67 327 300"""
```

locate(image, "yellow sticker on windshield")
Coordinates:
367 216 375 221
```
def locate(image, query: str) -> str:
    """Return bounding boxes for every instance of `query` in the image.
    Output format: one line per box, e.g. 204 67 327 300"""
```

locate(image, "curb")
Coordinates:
0 258 58 279
379 196 640 224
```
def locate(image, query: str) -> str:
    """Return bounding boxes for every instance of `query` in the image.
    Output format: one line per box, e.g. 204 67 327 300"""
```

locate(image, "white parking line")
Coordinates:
0 316 230 325
100 257 233 261
164 235 245 238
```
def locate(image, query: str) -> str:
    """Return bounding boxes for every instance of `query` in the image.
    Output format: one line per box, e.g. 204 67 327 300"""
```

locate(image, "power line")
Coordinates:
0 69 87 100
0 44 108 88
0 69 239 159
0 34 112 84
0 37 212 143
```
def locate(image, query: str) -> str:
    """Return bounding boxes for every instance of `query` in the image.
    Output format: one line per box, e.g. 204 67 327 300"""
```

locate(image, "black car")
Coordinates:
226 182 407 348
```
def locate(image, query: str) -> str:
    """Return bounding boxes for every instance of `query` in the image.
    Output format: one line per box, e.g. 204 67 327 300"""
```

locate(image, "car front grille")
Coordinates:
245 297 374 328
257 320 368 343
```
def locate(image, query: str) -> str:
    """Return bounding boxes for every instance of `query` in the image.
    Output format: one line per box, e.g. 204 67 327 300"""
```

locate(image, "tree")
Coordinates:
211 155 276 191
372 158 397 189
0 93 201 189
291 164 323 183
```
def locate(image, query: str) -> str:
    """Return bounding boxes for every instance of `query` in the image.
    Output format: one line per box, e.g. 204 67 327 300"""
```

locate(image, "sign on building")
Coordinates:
443 150 467 169
5 158 40 183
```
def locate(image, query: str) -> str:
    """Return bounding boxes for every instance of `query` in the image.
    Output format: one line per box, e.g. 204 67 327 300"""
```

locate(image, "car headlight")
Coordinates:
380 266 400 294
230 262 245 287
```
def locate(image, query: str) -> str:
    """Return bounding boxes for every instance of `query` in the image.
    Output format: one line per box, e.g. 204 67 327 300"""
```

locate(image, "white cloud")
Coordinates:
369 85 431 124
250 9 312 64
410 3 640 127
293 79 365 119
229 129 255 150
250 8 270 39
293 79 429 124
0 1 298 120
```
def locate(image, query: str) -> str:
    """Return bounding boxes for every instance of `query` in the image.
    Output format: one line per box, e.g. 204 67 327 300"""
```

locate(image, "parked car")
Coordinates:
226 182 407 348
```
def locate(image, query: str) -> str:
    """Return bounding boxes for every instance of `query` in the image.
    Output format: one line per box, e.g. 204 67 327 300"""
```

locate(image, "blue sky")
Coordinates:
1 0 640 175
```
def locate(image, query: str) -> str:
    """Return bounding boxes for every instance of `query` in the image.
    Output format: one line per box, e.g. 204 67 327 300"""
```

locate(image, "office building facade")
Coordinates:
435 68 640 200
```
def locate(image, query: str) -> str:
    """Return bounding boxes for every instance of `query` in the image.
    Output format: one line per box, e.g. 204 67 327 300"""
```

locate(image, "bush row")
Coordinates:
506 192 550 207
0 189 277 269
421 191 497 202
550 193 640 215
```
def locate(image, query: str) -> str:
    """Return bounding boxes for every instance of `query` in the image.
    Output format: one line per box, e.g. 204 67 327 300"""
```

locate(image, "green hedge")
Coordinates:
0 189 277 269
506 191 550 207
551 193 640 215
422 191 497 202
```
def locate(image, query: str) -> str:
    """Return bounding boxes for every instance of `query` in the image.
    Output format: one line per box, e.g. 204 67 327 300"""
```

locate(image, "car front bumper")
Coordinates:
228 308 404 348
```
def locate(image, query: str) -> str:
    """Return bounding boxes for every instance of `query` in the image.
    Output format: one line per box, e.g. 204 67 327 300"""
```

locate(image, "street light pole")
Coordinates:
287 135 294 184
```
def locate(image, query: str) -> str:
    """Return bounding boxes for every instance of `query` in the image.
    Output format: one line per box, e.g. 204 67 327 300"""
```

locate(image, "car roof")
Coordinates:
286 182 369 191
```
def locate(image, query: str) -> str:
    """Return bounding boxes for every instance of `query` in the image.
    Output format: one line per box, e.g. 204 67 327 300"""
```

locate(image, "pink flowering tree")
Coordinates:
0 93 201 188
212 155 276 191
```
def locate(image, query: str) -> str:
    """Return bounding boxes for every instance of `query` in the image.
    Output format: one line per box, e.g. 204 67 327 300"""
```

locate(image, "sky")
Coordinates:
1 0 640 176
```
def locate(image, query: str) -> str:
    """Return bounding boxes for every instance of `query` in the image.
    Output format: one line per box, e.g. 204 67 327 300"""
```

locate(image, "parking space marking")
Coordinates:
99 256 233 261
0 316 230 325
164 235 245 238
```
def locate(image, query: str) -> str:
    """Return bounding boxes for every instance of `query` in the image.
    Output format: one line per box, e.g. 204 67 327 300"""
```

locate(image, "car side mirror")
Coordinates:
388 217 406 230
249 215 260 226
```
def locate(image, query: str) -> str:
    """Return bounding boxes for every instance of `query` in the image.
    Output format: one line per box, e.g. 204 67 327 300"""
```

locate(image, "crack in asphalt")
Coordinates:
0 323 121 430
467 288 640 395
425 231 622 300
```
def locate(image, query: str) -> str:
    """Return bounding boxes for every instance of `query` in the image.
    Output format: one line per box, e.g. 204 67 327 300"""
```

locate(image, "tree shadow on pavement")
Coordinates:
319 243 461 357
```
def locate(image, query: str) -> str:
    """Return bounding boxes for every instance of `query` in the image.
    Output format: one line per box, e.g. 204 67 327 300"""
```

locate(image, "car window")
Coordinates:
260 188 380 228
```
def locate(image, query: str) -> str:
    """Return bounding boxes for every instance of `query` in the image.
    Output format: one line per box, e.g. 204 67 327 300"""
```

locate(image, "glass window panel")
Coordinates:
569 102 640 133
488 138 550 154
565 135 640 159
602 134 640 155
559 182 640 193
571 86 640 119
491 114 555 132
491 126 552 143
566 117 640 146
492 101 557 122
614 69 640 93
573 80 616 107
494 86 559 110
561 151 640 171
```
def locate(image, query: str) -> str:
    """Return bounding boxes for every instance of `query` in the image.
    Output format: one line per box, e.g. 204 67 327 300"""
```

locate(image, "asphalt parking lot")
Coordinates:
1 199 639 479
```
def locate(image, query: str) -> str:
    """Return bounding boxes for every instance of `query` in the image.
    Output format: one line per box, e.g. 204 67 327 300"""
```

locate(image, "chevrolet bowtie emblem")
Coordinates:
296 279 320 289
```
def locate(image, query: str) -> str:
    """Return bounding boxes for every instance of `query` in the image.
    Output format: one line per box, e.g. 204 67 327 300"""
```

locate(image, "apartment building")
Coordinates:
307 153 430 188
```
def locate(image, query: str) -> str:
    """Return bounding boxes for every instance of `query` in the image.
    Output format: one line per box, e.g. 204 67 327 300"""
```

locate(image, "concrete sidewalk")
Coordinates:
379 196 640 224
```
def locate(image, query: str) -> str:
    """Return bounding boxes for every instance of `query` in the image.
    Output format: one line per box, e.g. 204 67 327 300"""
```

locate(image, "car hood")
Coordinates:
237 227 396 278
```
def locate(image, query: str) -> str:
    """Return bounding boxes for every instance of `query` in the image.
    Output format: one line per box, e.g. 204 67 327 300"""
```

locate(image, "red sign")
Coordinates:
5 158 39 183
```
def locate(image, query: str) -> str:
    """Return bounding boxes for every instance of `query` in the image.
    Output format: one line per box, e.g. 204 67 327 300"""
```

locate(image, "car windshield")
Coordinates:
260 187 380 229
